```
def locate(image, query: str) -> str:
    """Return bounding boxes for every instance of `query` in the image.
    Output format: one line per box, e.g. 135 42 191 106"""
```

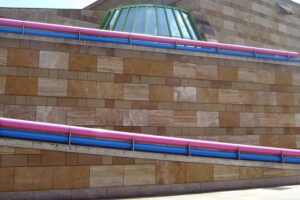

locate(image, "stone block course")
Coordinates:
97 56 123 74
67 108 95 125
41 150 66 166
90 165 124 187
53 166 89 189
68 80 97 98
124 84 149 101
156 161 185 184
38 78 68 97
149 85 173 102
8 48 39 68
186 163 213 183
174 111 197 127
197 88 218 103
5 76 38 96
218 66 238 82
173 62 196 79
174 87 196 102
39 51 68 70
97 82 123 99
69 53 97 72
124 164 155 186
96 108 123 126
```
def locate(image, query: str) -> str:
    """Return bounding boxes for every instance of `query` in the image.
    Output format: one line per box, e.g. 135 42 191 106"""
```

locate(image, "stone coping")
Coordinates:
0 32 299 67
1 138 300 170
1 176 300 200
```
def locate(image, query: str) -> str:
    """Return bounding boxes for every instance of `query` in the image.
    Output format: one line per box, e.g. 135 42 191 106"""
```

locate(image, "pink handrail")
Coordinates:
0 17 298 58
1 117 300 157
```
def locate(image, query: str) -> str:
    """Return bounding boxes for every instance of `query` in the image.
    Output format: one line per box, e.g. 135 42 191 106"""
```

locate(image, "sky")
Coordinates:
0 0 299 9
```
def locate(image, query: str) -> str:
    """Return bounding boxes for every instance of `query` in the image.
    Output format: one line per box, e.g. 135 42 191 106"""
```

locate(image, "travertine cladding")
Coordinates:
1 147 300 192
0 40 300 149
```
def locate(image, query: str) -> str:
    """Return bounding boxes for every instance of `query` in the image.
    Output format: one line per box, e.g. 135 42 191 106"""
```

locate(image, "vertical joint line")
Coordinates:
280 151 284 163
188 142 191 156
68 129 72 145
237 146 240 160
78 29 81 40
22 23 25 34
132 136 135 151
175 40 178 49
254 49 257 58
129 35 132 45
216 46 220 54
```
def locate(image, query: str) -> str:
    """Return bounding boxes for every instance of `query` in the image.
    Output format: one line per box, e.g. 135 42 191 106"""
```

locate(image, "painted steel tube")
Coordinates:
0 17 298 58
240 153 281 163
2 118 300 158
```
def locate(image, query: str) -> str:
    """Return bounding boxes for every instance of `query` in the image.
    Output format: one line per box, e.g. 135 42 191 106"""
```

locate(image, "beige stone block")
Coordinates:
6 76 38 96
292 72 300 86
15 148 41 155
173 62 196 78
102 156 112 165
124 58 173 77
97 56 123 74
238 68 257 83
156 161 185 184
37 106 67 124
68 80 97 98
1 155 27 167
173 111 197 127
149 85 173 102
218 66 238 82
28 155 40 167
97 82 123 99
4 105 36 121
96 108 123 126
8 48 39 68
294 93 300 106
286 170 300 176
197 88 218 103
197 111 219 127
14 167 53 191
0 147 15 154
238 90 258 105
295 114 300 127
219 112 240 127
39 51 68 70
258 91 277 105
186 163 213 183
0 47 8 66
263 168 285 178
0 168 14 192
78 154 101 165
240 167 263 179
277 92 294 106
124 83 149 101
278 114 295 127
53 166 89 189
69 53 97 72
196 65 218 80
258 113 278 127
218 89 239 104
174 86 196 102
124 164 155 186
240 113 258 127
38 78 67 97
276 71 292 85
149 110 173 126
257 70 275 84
67 108 95 126
0 76 5 94
90 165 124 187
214 165 240 181
123 109 148 126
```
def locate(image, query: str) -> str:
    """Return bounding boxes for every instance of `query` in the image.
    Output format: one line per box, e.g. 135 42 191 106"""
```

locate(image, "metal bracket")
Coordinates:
68 129 72 145
216 46 220 54
22 23 25 35
175 40 178 49
287 54 290 61
129 35 132 45
237 146 241 160
254 50 257 58
131 136 135 151
187 142 191 156
280 151 284 163
78 29 81 40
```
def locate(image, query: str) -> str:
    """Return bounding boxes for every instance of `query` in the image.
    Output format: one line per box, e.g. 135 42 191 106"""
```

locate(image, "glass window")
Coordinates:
134 7 146 34
146 7 157 35
114 8 127 31
166 8 180 37
123 7 136 32
157 7 170 36
182 12 197 40
107 10 119 30
174 9 190 39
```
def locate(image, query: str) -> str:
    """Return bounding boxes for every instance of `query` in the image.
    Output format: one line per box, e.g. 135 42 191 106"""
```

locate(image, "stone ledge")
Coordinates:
1 176 300 200
0 32 299 67
1 138 300 170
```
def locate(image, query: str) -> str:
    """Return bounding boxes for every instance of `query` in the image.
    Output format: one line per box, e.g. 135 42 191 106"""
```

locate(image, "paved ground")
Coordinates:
115 185 300 200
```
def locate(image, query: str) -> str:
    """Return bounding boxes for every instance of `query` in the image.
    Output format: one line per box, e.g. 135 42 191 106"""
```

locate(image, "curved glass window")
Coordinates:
100 4 203 40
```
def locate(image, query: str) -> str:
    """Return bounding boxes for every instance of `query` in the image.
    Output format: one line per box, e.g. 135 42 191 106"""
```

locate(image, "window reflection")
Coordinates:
146 7 157 35
157 7 170 36
166 8 181 37
114 8 127 31
134 7 146 34
182 12 197 39
174 9 190 39
123 7 136 32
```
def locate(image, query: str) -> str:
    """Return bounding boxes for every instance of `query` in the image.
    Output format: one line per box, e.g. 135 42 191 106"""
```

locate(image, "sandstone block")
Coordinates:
292 72 300 86
258 113 278 127
294 93 300 106
97 82 123 99
277 92 294 106
278 114 295 127
258 91 276 105
97 56 123 74
28 155 41 167
0 168 14 192
238 68 257 83
4 105 36 121
238 90 258 105
124 83 149 101
214 165 240 181
218 89 239 104
240 113 258 127
257 70 275 84
173 62 196 79
219 112 240 127
112 157 135 165
156 161 185 184
123 109 148 126
15 148 41 155
197 111 219 127
149 85 173 102
69 53 97 72
39 51 68 70
8 48 39 68
186 163 213 183
0 47 8 66
14 167 53 191
67 108 95 126
263 168 285 178
276 71 292 85
6 76 38 96
78 154 102 165
90 165 124 187
1 155 27 167
37 106 67 124
239 167 263 179
196 65 218 80
296 114 300 127
96 108 123 126
197 88 218 103
41 150 66 166
0 147 15 154
124 58 172 77
0 76 5 94
173 111 197 127
124 164 155 186
218 66 238 82
38 78 68 97
149 110 173 126
68 80 97 98
53 166 89 189
174 87 196 102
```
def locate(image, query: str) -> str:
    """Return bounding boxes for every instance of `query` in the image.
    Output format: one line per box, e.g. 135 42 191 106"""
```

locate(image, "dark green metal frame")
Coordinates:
100 4 203 40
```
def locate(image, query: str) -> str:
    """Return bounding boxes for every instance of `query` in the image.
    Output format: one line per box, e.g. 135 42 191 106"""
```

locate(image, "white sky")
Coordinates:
0 0 299 9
